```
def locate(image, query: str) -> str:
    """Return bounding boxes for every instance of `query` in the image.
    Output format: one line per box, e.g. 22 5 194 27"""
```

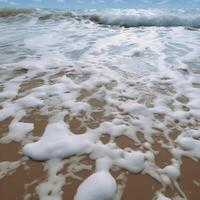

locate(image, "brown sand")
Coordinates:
18 79 44 94
1 114 200 200
0 159 45 200
0 76 200 200
179 157 200 200
20 109 48 137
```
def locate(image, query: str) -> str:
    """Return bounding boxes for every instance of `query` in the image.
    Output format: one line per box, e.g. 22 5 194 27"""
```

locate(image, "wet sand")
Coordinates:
0 140 200 200
0 74 200 200
1 114 200 200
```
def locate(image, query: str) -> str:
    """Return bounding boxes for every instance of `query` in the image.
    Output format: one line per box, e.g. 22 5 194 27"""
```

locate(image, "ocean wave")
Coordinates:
86 13 200 28
0 8 33 17
38 11 75 20
0 8 200 28
38 10 200 28
0 8 77 22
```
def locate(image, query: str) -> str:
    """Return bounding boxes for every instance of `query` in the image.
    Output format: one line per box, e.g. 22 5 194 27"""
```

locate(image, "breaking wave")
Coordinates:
86 11 200 28
0 8 200 28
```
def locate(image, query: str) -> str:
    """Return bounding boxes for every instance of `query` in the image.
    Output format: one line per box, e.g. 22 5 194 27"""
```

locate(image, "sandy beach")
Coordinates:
1 69 200 200
0 8 200 200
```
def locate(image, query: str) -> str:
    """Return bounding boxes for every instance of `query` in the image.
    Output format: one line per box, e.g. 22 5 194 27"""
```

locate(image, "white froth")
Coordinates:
75 171 117 200
156 192 171 200
7 122 34 142
163 164 180 181
36 159 65 200
115 151 145 173
0 160 23 179
16 95 43 108
176 136 200 158
23 122 91 160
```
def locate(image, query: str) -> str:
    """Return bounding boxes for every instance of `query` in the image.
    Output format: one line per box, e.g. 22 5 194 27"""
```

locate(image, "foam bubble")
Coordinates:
75 171 117 200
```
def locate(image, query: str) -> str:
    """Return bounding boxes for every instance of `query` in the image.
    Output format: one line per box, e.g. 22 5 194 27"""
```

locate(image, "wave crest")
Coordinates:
0 8 200 28
87 13 200 28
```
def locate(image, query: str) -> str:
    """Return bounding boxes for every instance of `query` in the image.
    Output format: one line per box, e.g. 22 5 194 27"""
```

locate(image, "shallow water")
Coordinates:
0 8 200 200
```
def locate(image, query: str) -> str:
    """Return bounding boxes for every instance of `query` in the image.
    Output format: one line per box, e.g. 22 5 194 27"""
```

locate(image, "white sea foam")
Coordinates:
23 122 91 160
156 192 171 200
75 171 117 200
